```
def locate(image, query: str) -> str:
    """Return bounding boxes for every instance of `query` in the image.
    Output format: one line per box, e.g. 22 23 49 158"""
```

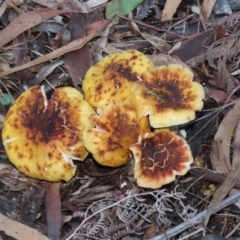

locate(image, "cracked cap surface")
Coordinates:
130 129 193 189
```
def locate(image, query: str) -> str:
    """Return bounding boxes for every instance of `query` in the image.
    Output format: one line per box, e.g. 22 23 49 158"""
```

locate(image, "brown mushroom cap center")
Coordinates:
139 131 191 178
139 70 196 110
14 87 79 146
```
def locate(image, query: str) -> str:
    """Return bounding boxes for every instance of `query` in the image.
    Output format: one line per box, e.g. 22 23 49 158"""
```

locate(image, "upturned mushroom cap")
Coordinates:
82 101 150 167
130 129 193 189
2 86 95 182
130 64 205 128
82 50 154 108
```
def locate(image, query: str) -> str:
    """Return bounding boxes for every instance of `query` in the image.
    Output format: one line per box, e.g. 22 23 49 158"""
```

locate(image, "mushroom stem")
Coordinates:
45 182 62 240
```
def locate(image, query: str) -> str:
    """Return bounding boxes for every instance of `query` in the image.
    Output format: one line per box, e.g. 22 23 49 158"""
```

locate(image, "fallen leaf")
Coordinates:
141 33 171 52
9 12 32 80
202 0 216 19
171 30 212 62
0 9 67 48
63 13 92 87
210 101 240 173
32 0 89 13
0 212 50 240
217 59 236 94
0 24 107 78
32 0 108 13
207 34 238 70
205 118 240 226
161 0 182 21
33 59 65 85
84 20 110 35
148 53 190 69
0 1 8 18
205 88 238 103
172 26 227 63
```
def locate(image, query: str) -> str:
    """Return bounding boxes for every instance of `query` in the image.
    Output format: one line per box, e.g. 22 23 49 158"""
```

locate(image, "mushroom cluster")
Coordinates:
1 50 204 189
82 50 204 188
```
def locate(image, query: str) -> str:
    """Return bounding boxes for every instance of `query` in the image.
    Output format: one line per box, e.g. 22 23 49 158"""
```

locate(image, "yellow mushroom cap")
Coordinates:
82 50 154 108
2 86 95 182
130 129 193 189
82 101 150 167
131 64 205 128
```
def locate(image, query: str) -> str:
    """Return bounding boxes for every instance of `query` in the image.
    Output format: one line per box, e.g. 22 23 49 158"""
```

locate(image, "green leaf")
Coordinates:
0 93 12 105
106 0 143 21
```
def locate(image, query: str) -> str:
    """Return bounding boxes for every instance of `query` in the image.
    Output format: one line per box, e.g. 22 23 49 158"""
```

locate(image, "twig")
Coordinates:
225 220 240 238
197 0 207 30
0 23 109 78
119 16 185 39
149 191 240 240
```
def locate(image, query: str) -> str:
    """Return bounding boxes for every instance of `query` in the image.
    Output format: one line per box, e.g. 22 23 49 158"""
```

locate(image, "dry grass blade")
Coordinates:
0 24 108 78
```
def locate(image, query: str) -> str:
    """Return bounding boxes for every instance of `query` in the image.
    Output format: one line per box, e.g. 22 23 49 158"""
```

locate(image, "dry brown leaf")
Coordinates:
63 14 92 87
204 157 240 227
148 54 190 69
45 182 61 239
161 0 182 21
0 24 107 78
32 0 88 13
202 0 216 19
10 12 32 80
32 0 108 13
207 34 240 70
0 212 50 240
205 103 240 226
141 33 171 52
217 59 236 94
0 1 8 18
171 29 212 62
205 118 240 227
0 9 68 48
210 101 240 173
205 88 238 103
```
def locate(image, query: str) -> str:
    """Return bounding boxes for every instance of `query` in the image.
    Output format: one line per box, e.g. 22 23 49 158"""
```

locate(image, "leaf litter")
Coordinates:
1 0 240 240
